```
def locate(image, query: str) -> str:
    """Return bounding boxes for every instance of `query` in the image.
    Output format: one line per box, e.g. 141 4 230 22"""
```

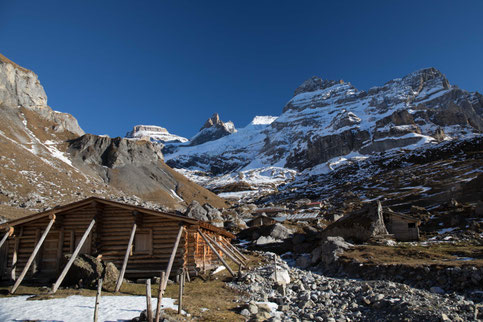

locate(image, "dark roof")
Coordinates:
0 197 235 239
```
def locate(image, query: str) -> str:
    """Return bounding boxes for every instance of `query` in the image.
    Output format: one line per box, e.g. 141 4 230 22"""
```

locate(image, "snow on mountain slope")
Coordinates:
165 68 482 180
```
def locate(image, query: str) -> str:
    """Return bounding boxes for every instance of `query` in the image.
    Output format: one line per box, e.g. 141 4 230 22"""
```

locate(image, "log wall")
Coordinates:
1 202 233 281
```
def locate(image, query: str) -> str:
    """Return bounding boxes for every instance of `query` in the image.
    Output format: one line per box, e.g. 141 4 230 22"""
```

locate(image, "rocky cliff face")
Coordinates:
166 68 482 176
189 113 236 146
67 134 227 210
0 53 227 219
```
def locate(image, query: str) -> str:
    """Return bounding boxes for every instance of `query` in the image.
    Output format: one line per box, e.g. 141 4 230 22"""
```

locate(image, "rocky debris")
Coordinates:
189 113 236 146
59 254 121 292
321 201 389 242
229 253 479 321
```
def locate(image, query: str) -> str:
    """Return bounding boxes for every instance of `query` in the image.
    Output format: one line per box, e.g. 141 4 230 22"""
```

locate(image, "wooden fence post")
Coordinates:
154 271 166 322
93 278 102 322
10 215 55 294
198 230 235 277
51 218 95 293
146 279 153 322
161 225 184 291
115 222 137 292
178 270 184 314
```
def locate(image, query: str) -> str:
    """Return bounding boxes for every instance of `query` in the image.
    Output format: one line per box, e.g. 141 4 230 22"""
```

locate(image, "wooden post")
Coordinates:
32 228 40 275
222 239 248 261
0 227 13 249
161 225 184 291
93 278 102 322
146 279 153 322
205 234 243 268
273 253 278 282
51 218 95 293
198 230 235 277
154 271 166 322
10 215 56 294
178 270 184 314
115 223 137 292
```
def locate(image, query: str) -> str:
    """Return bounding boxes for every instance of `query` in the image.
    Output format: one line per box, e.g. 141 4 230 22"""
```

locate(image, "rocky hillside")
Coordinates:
0 53 227 219
164 68 481 178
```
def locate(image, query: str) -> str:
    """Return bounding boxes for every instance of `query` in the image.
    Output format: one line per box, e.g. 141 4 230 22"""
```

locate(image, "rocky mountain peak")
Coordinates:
201 113 223 131
190 113 236 146
294 76 343 96
389 67 451 92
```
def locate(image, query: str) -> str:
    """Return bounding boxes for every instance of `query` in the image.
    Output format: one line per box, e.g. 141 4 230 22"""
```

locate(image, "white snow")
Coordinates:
211 266 226 275
0 295 182 322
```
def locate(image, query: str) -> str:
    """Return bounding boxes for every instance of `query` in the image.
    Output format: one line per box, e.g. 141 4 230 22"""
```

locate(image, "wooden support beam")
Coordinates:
115 223 137 292
51 218 95 293
146 279 153 322
222 239 248 261
32 228 41 275
10 215 56 294
93 278 102 322
214 236 246 267
161 225 184 291
198 230 235 277
0 227 13 249
205 234 243 268
154 271 166 322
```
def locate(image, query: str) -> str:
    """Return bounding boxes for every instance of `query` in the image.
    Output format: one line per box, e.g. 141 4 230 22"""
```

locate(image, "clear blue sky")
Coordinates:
1 1 482 138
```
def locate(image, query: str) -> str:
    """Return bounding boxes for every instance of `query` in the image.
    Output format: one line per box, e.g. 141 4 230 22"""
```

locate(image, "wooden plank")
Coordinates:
69 230 75 253
10 215 55 294
198 230 234 277
51 218 95 293
115 223 136 292
93 278 102 322
161 225 184 290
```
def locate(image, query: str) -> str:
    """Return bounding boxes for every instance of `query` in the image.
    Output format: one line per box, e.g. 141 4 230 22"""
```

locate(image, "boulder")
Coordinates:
60 254 120 291
317 236 353 267
270 269 291 285
268 223 292 240
185 200 209 221
320 201 389 242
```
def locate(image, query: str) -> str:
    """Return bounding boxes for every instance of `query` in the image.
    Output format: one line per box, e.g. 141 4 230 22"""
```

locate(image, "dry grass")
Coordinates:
341 243 483 267
0 254 264 321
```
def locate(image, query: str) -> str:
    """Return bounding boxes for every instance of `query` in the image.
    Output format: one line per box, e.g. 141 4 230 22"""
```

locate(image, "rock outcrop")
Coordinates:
189 113 236 146
67 134 227 209
126 125 188 144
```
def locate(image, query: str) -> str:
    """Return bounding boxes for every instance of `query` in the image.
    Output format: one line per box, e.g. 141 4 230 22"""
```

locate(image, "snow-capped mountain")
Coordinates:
165 68 481 179
126 125 188 143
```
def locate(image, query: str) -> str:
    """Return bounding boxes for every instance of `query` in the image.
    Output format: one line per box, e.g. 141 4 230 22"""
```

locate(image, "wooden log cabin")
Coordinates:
0 197 235 285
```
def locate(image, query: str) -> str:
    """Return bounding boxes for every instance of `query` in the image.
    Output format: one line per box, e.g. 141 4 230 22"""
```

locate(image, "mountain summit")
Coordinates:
189 113 236 146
